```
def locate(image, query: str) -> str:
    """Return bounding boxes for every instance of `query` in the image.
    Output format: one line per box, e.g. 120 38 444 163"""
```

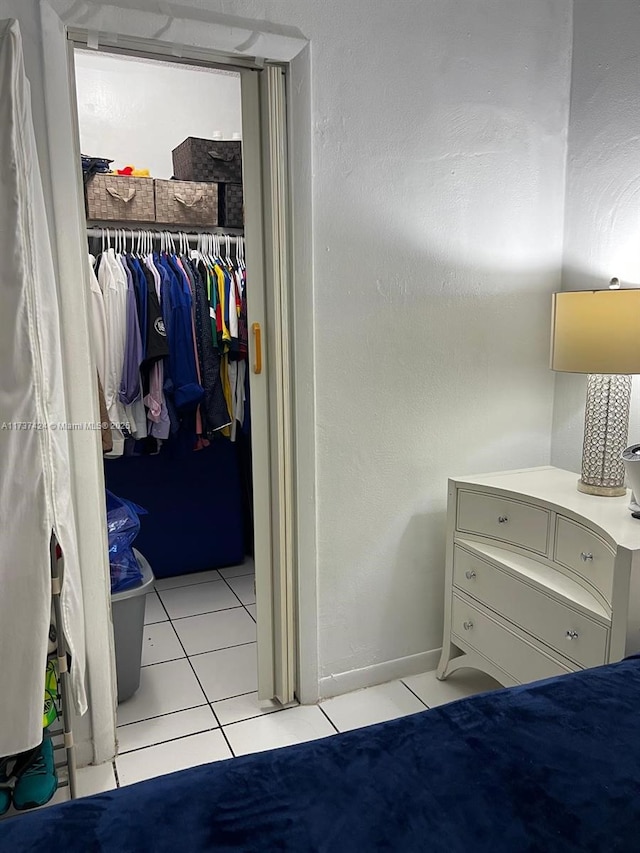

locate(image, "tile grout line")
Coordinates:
316 704 340 735
154 589 172 622
217 573 251 610
141 636 257 668
141 619 184 667
168 604 246 622
216 716 237 759
117 685 266 730
117 701 210 729
117 724 222 756
154 563 254 593
209 703 288 729
133 565 257 770
399 680 431 710
166 611 238 759
153 570 223 593
182 640 257 660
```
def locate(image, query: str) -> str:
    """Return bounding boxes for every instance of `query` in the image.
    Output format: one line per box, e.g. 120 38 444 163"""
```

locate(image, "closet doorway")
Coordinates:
69 41 296 746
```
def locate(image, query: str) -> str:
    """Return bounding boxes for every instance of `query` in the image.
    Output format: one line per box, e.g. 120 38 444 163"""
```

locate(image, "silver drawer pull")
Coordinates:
464 570 477 580
463 620 474 631
497 515 509 524
566 630 579 640
580 552 593 562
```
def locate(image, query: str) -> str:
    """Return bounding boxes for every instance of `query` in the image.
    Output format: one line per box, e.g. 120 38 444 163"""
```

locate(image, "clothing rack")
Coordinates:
87 226 245 261
86 226 243 244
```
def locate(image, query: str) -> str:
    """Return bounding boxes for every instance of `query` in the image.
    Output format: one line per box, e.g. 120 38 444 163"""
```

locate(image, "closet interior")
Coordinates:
76 49 262 757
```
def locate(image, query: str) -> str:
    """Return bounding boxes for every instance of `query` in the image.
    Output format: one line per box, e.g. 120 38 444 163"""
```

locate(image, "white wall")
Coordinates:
553 0 640 473
74 51 242 179
6 0 574 699
197 0 571 689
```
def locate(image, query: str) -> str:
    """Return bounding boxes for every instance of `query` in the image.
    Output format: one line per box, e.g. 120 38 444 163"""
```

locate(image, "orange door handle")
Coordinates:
252 323 262 374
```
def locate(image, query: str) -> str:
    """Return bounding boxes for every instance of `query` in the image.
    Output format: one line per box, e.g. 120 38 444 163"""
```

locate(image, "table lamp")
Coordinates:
550 284 640 496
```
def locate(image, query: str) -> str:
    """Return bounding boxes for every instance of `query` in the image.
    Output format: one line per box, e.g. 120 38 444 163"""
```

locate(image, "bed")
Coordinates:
2 657 639 852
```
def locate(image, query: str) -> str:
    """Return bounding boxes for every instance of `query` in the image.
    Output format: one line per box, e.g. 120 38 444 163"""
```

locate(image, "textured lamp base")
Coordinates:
576 480 627 497
579 374 631 497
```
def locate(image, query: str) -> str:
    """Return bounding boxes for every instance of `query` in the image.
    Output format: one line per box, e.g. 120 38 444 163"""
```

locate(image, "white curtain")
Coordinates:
0 18 87 756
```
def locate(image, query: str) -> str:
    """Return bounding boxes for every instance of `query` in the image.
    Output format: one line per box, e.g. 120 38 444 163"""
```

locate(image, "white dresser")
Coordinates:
437 467 640 687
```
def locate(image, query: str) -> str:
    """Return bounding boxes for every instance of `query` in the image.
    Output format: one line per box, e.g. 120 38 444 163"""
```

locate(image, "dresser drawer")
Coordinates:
554 517 615 605
453 546 608 668
457 490 549 554
451 595 573 684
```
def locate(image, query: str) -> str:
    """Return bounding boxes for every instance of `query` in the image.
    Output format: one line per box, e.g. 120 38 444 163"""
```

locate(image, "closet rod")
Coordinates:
86 226 242 244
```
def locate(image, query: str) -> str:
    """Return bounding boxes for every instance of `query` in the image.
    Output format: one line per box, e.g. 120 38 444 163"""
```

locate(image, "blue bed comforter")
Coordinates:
3 658 640 852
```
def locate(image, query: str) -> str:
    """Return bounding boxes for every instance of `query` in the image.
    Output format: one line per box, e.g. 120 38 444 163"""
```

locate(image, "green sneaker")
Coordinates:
12 739 57 811
0 758 11 816
43 659 59 729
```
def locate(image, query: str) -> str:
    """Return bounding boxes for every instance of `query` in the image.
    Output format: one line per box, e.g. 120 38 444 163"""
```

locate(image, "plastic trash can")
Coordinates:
111 549 155 703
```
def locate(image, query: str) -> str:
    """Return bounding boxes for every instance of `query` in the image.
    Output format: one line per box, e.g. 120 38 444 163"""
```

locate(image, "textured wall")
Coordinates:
198 0 572 682
74 51 242 179
5 0 574 692
553 0 640 474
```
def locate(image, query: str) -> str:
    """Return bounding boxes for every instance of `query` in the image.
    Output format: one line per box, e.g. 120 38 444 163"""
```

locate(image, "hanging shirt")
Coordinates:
214 263 231 350
119 257 143 407
140 259 168 364
87 253 108 388
158 253 203 412
129 256 149 356
174 255 205 439
99 248 128 455
143 255 170 440
237 268 249 361
194 258 232 436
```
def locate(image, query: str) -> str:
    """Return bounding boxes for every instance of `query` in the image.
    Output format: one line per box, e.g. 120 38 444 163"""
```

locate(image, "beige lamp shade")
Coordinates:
551 289 640 374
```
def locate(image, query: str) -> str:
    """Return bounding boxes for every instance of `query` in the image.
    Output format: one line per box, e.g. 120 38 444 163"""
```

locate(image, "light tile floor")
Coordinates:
5 560 503 809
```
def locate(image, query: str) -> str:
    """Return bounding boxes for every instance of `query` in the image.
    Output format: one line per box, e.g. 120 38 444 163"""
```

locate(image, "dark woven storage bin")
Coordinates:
172 137 242 184
219 183 244 229
155 179 218 227
86 174 155 222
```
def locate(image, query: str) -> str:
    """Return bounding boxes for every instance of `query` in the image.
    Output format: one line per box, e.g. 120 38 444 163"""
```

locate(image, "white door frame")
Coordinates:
39 0 319 764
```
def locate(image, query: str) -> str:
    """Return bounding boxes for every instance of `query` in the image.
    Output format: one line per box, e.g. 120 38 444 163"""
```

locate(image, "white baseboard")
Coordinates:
318 648 442 700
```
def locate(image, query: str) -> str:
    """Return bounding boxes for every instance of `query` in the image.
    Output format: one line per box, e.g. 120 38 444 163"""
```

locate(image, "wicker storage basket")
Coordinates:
154 179 218 227
86 174 155 222
219 183 244 229
172 138 242 184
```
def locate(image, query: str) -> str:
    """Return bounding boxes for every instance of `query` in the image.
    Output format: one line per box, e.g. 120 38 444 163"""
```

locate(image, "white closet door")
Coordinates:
241 65 295 705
